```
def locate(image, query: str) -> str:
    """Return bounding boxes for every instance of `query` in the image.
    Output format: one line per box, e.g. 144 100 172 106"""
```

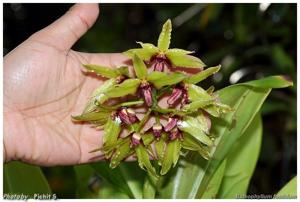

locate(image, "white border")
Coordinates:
1 1 299 201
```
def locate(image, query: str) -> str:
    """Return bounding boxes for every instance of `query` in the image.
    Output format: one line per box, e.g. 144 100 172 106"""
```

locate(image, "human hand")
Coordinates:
4 4 130 166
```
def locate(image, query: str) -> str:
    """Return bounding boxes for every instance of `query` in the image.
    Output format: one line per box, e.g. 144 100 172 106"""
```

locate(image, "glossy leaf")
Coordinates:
245 75 293 89
185 65 221 84
194 80 291 198
166 52 205 68
73 165 98 198
157 19 172 52
217 114 262 198
105 79 141 98
274 176 297 199
133 54 148 79
4 162 51 197
83 78 116 113
178 116 213 146
91 162 145 199
160 139 181 175
98 181 131 199
147 71 186 89
83 64 120 78
143 176 156 199
201 160 227 199
118 163 145 199
135 145 158 177
103 117 121 148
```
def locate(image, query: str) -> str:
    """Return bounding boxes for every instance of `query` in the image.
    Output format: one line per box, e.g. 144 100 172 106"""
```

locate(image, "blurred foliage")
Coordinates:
3 3 296 198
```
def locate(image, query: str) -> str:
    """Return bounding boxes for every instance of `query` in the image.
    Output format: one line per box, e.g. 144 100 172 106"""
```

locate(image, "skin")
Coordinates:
4 4 133 166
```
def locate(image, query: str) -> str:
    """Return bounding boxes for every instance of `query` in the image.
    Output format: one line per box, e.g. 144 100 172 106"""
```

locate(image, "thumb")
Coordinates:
30 3 99 51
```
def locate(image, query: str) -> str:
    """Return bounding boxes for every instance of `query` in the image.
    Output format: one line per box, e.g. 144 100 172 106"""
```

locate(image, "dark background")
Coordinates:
4 3 297 198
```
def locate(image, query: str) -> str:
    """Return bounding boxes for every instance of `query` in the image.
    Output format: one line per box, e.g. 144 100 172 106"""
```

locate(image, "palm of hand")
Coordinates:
4 35 128 165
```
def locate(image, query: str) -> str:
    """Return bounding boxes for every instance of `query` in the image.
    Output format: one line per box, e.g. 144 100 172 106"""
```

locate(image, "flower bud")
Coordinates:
152 123 163 139
130 133 141 148
140 82 153 106
164 117 178 132
167 87 183 106
118 108 138 125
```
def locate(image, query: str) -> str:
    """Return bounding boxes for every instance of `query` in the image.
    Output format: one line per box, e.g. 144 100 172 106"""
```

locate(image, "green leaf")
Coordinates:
118 163 145 199
217 113 262 198
133 54 148 79
135 145 158 177
98 181 131 199
274 176 297 199
83 78 116 113
105 79 141 98
91 162 145 199
244 75 293 89
73 165 98 198
158 75 289 199
166 52 205 68
143 176 156 199
181 133 210 160
185 65 221 84
194 87 271 198
201 160 227 199
110 138 134 168
178 116 213 146
4 162 51 198
157 19 172 52
103 117 122 150
160 139 181 175
187 84 212 102
147 71 186 89
83 64 120 78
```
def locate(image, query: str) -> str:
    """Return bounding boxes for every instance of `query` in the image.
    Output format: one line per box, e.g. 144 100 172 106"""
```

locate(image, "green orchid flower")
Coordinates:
124 19 206 71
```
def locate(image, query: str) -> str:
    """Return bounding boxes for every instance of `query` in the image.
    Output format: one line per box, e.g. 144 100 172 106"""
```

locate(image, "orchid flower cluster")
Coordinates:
72 19 231 176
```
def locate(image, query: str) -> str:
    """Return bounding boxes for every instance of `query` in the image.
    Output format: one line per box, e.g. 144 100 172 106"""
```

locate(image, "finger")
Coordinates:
30 3 99 51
